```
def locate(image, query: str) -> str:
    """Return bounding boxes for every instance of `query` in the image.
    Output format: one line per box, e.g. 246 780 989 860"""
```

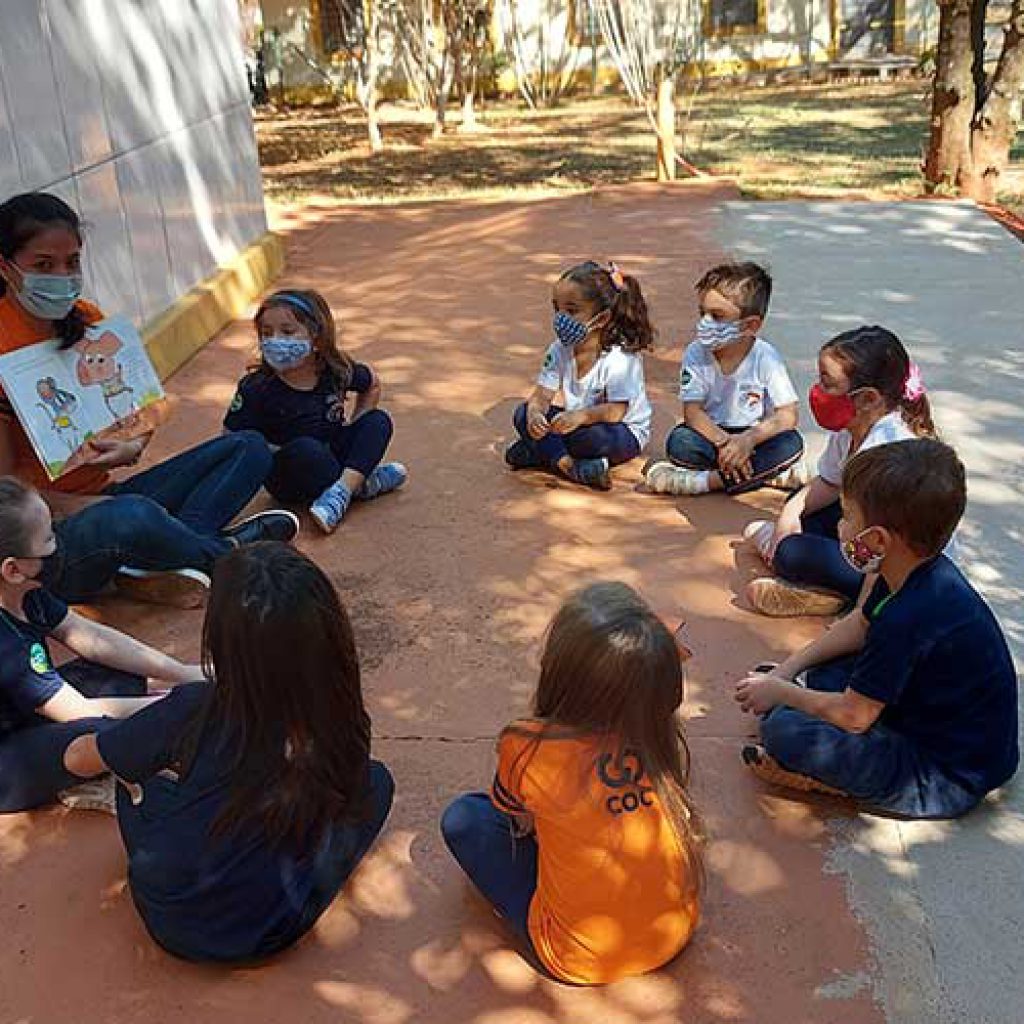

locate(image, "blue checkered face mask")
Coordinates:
261 336 312 371
553 310 603 348
694 314 743 351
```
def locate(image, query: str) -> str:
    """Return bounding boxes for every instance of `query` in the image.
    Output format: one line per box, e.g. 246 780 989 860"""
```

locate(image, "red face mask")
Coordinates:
808 384 858 431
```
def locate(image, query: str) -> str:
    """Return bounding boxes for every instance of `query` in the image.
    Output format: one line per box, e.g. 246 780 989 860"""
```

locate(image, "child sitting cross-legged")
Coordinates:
645 261 805 497
734 439 1018 819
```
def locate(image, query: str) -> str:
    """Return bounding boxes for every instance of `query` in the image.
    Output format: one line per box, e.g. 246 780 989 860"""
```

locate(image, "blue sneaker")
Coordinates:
566 457 611 491
310 481 353 534
357 461 408 501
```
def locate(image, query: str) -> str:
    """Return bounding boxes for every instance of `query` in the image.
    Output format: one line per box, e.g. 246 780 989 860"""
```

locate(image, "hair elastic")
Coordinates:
903 362 926 401
607 262 626 292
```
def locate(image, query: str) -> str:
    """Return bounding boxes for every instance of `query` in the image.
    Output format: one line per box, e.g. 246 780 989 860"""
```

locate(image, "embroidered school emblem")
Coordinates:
229 392 243 413
325 393 346 423
680 368 692 386
542 350 556 370
29 643 50 675
744 390 762 408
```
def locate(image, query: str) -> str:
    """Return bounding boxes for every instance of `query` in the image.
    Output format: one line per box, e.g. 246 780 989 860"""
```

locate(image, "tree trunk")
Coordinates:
655 68 677 182
962 0 1024 201
923 0 976 191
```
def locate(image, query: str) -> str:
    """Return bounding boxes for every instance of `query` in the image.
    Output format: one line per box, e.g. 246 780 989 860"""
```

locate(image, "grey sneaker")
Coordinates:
644 461 710 495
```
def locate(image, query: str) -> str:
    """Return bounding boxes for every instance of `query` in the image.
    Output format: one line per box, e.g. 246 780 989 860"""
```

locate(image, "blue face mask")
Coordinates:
261 336 313 371
553 310 602 349
16 272 84 321
694 314 743 351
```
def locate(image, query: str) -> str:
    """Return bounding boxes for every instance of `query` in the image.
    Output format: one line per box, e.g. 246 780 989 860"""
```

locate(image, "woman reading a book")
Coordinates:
0 192 298 608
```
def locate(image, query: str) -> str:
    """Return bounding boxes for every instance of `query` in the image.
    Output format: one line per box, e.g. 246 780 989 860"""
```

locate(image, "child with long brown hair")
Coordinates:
505 261 655 491
63 543 393 962
224 289 406 533
441 582 702 985
743 325 938 617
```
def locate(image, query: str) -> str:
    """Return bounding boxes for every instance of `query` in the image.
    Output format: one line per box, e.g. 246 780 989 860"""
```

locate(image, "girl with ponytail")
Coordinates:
505 260 654 491
743 325 943 617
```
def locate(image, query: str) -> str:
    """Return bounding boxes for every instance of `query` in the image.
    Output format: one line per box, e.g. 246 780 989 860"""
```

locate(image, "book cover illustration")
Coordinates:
0 316 165 480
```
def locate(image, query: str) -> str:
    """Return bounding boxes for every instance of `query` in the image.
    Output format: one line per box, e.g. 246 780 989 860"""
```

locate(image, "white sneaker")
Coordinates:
742 520 775 562
771 458 810 491
114 567 210 609
644 461 709 496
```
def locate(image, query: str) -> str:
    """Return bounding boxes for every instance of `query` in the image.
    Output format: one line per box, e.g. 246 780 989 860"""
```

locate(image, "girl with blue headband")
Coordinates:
224 289 406 532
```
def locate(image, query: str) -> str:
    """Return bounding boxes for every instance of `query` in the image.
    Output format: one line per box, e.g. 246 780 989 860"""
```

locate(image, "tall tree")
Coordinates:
925 0 1024 202
593 0 703 180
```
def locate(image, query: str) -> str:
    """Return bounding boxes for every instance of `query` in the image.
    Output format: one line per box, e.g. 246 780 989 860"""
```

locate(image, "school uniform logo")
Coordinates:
743 388 763 410
680 368 692 386
597 748 655 815
325 393 346 423
28 643 50 675
229 392 243 413
542 350 557 371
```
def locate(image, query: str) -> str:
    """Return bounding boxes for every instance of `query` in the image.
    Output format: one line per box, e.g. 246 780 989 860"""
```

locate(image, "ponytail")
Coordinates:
558 260 656 355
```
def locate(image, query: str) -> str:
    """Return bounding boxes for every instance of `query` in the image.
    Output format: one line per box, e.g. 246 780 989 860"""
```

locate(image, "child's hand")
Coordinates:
527 409 551 440
548 410 586 434
735 673 789 715
83 437 145 468
717 433 756 481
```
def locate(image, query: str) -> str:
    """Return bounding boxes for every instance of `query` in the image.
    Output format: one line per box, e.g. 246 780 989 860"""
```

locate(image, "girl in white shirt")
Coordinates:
744 325 936 617
506 261 654 491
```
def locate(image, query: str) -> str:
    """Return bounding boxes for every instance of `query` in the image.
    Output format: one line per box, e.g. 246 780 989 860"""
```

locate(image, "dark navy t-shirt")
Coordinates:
0 589 68 736
851 556 1019 795
223 364 373 446
98 682 365 961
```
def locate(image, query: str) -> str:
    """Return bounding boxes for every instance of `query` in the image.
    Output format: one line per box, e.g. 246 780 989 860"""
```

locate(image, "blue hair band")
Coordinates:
274 291 319 321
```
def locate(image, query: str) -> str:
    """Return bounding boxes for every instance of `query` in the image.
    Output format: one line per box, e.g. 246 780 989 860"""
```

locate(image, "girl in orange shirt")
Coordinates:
441 582 703 985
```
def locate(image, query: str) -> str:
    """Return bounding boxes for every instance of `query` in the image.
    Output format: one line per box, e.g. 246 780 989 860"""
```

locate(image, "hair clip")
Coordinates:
607 262 626 292
903 362 926 401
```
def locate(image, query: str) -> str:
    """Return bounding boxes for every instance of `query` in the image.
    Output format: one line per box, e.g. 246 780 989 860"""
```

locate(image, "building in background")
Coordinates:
0 0 279 375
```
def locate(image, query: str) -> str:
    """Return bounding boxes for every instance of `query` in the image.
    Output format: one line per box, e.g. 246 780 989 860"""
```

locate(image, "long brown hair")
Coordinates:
823 325 935 437
254 288 356 389
559 261 656 354
193 542 372 848
505 582 703 894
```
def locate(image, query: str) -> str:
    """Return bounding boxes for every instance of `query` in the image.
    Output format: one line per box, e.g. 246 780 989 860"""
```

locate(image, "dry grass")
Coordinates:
256 81 1023 215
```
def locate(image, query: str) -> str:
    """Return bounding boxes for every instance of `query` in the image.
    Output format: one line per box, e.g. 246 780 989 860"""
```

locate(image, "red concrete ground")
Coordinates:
0 184 880 1023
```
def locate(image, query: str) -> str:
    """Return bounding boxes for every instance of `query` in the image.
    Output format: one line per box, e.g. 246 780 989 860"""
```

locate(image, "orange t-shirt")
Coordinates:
491 721 700 985
0 293 110 494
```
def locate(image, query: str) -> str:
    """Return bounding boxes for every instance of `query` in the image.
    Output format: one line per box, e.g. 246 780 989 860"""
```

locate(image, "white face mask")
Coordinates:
694 314 743 351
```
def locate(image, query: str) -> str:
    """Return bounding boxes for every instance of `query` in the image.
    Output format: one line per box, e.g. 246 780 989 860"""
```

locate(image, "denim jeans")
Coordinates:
107 431 272 534
0 660 145 813
665 424 804 495
760 657 980 818
513 403 641 468
441 791 538 941
264 410 394 505
773 501 863 601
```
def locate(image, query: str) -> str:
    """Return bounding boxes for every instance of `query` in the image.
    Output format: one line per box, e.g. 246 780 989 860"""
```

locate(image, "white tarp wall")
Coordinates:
0 0 268 327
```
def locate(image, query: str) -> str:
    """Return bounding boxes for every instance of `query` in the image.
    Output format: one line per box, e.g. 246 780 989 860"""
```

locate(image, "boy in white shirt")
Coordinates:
645 263 805 496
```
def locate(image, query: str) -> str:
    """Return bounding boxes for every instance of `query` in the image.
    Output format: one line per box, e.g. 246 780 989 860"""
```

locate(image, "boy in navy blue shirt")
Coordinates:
734 438 1018 818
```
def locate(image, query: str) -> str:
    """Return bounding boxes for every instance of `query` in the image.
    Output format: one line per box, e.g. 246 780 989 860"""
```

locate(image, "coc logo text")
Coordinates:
596 748 655 816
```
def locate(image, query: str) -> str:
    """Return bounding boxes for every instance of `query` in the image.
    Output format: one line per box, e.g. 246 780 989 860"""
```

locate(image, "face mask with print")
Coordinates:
261 336 313 371
553 310 602 349
694 314 743 351
16 272 84 321
840 528 885 575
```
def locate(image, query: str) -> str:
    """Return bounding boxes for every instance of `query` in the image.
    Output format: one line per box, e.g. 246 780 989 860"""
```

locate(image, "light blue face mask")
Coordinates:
261 335 313 371
15 272 84 321
694 314 743 351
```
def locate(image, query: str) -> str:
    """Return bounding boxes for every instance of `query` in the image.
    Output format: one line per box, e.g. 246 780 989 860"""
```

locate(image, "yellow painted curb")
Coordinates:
143 231 286 380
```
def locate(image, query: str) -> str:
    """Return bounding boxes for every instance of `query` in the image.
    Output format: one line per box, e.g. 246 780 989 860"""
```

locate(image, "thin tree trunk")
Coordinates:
963 0 1024 201
924 0 977 191
656 67 677 181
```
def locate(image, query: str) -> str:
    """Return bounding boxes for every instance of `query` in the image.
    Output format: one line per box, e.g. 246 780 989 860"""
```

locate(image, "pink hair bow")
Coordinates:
904 362 926 401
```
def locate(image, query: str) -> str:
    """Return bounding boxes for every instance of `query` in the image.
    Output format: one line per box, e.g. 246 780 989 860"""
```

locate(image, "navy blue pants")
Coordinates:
0 660 146 813
49 431 273 603
773 501 863 601
513 403 640 468
760 657 980 818
441 792 538 941
265 410 394 505
665 424 804 495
